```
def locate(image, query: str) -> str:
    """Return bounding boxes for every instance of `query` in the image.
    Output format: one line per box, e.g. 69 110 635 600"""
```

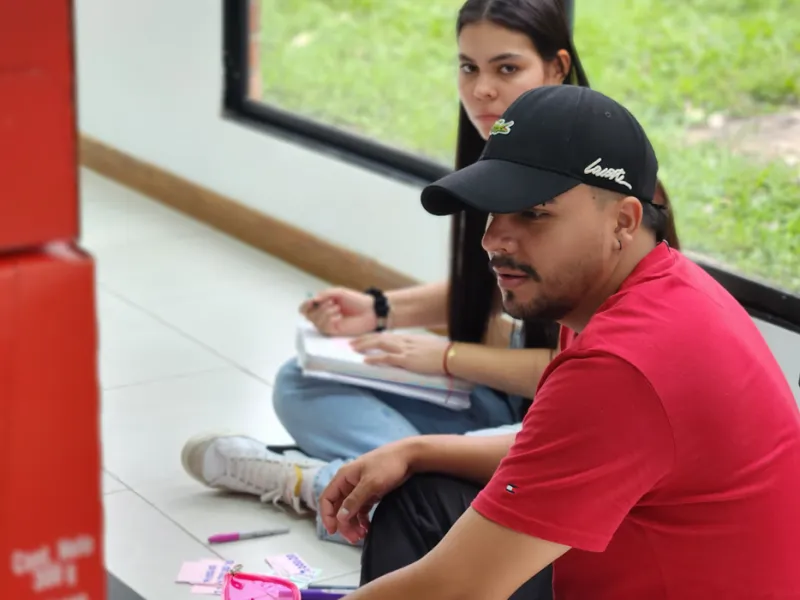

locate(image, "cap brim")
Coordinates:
421 159 581 216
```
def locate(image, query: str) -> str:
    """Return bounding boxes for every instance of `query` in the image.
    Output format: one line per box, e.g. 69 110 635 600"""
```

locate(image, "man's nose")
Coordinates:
482 214 517 253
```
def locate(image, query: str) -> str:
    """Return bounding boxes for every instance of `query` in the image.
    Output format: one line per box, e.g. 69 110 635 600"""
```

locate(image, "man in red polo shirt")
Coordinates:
318 85 800 600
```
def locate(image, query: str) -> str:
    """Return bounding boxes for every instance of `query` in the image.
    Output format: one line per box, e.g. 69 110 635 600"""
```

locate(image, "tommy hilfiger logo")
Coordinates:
506 484 518 494
583 157 632 190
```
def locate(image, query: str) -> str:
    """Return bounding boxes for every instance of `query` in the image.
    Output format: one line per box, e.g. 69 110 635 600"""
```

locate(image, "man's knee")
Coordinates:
370 474 480 540
362 474 482 583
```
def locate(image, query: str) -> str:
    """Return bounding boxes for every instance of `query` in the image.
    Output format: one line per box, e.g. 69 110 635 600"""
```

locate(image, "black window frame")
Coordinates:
222 0 800 335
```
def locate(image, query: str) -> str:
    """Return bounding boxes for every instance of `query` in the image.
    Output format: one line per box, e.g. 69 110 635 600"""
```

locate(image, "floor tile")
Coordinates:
96 290 229 389
94 232 327 382
310 569 361 589
104 491 221 600
103 471 128 495
134 480 361 581
93 225 325 300
107 570 147 600
101 368 293 489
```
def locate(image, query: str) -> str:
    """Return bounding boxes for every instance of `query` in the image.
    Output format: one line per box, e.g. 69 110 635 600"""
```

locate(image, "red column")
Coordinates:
0 1 104 598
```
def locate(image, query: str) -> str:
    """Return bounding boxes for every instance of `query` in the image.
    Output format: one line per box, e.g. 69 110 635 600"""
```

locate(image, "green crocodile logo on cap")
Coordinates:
490 118 514 135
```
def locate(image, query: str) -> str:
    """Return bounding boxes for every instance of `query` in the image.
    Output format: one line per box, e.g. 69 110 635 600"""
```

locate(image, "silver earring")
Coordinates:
617 239 622 251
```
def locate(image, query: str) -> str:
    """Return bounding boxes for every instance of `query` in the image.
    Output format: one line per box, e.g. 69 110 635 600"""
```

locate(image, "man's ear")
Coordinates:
615 196 643 250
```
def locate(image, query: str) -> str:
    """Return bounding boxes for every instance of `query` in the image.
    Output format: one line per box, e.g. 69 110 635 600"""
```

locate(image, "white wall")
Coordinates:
73 0 451 283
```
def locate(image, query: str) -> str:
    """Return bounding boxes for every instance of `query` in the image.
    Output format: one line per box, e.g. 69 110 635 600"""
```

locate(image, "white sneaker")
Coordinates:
180 433 322 513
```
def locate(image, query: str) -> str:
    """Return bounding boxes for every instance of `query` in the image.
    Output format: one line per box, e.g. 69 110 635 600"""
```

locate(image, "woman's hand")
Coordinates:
319 441 417 544
351 333 449 376
300 288 376 336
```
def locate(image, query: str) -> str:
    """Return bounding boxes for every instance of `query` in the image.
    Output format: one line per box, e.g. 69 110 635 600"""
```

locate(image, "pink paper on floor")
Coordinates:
176 559 234 586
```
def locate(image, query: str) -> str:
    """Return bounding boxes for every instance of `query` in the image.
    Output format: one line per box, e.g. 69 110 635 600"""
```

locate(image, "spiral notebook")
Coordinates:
296 320 473 411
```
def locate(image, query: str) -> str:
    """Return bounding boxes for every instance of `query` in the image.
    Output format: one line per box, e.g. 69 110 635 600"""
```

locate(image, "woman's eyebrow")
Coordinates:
458 52 524 63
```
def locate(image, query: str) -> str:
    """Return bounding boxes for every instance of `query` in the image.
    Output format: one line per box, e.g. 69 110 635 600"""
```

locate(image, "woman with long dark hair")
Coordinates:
180 0 680 545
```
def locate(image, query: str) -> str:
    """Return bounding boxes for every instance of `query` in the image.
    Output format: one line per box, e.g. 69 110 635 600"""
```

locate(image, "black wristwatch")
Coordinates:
364 287 390 332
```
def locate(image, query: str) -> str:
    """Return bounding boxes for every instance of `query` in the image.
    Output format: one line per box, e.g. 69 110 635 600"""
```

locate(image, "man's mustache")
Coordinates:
489 256 542 282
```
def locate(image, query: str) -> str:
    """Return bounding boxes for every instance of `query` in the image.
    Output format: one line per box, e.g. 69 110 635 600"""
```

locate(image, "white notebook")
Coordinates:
296 320 473 411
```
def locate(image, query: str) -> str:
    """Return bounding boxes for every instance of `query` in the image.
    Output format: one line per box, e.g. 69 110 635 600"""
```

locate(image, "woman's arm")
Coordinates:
408 432 517 484
386 281 449 330
355 327 558 396
447 344 555 398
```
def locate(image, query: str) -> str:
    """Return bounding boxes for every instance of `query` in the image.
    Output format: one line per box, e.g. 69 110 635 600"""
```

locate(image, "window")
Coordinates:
224 0 800 328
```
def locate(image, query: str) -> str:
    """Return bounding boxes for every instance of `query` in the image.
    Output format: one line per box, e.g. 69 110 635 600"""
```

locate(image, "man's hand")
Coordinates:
350 333 449 376
319 441 417 544
300 288 376 336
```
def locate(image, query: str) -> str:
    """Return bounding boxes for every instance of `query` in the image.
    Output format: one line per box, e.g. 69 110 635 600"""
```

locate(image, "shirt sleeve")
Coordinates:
472 352 675 552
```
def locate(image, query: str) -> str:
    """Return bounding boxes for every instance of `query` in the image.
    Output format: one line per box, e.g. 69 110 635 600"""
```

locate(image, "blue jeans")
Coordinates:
272 358 525 544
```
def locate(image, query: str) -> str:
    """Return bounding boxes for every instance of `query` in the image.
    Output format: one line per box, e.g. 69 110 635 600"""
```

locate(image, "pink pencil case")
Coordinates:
222 567 301 600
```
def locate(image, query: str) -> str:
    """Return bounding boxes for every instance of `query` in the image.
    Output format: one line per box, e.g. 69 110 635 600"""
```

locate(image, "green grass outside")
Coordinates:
258 0 800 293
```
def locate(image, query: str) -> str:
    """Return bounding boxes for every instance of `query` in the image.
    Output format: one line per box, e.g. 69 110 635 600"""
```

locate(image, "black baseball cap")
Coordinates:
421 85 659 216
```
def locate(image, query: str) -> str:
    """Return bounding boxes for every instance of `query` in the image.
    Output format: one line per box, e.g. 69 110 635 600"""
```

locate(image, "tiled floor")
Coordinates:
81 168 361 598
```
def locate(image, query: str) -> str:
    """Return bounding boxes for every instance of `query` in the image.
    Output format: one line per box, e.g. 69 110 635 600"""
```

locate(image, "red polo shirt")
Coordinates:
473 243 800 599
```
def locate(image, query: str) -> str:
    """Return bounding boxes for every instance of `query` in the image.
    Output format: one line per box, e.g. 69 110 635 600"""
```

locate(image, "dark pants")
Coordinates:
361 474 553 600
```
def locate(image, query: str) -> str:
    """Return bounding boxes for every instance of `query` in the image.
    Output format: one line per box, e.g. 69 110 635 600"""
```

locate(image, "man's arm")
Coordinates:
346 508 569 600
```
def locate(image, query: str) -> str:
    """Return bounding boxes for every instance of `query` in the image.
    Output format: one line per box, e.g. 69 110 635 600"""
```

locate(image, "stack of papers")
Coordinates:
296 320 472 411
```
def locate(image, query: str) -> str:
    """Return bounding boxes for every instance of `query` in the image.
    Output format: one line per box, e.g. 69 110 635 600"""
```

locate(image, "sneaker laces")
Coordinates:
259 464 306 515
224 454 306 514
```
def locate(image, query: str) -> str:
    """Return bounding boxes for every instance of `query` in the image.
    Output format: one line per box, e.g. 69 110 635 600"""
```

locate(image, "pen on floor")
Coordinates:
207 527 290 545
306 585 358 591
300 590 351 600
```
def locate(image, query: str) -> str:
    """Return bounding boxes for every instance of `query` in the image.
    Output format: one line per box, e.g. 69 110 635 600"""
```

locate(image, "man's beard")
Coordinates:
503 289 574 322
489 255 568 319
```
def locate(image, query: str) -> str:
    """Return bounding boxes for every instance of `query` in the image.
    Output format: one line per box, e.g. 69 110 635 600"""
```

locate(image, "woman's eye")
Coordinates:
460 63 477 74
499 64 519 75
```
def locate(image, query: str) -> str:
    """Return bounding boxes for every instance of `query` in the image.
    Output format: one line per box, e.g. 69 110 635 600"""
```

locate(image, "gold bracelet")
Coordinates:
444 342 458 376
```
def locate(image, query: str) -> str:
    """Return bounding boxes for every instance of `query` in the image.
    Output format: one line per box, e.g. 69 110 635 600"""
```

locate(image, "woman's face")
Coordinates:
458 20 571 140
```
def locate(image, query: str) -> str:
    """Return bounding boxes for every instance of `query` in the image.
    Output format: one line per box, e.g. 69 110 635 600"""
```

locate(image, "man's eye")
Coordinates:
521 211 545 220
